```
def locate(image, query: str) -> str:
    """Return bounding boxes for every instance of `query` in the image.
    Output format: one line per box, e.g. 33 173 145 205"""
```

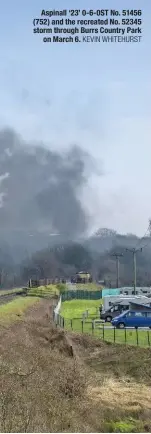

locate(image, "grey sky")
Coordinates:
0 0 150 236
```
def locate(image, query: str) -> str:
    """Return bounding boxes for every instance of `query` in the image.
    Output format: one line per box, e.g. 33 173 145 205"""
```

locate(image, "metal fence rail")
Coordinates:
61 290 102 301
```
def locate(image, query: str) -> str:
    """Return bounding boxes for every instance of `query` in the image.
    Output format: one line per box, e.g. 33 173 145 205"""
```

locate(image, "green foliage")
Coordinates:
74 282 102 291
2 228 151 289
0 297 40 324
56 283 66 294
27 284 59 296
60 243 92 270
104 419 143 433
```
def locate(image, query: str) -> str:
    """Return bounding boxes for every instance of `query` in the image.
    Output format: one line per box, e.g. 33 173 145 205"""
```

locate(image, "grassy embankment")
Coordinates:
0 281 101 297
0 282 65 298
0 297 40 325
27 284 60 297
1 299 151 432
0 287 25 296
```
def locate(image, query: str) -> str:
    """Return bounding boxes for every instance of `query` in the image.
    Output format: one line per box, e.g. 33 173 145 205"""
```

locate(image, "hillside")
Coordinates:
0 298 151 432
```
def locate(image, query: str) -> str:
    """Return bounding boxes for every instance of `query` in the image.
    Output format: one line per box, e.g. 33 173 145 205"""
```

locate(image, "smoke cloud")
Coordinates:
0 128 95 239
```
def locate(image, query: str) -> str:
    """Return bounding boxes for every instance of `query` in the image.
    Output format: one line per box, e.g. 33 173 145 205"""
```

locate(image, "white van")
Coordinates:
102 295 149 312
119 287 151 296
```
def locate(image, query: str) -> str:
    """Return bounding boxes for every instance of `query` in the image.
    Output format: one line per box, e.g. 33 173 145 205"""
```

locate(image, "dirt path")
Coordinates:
0 299 151 432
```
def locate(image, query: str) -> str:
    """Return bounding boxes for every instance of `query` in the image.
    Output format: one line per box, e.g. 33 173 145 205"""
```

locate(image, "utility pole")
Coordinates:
111 253 123 288
126 248 142 295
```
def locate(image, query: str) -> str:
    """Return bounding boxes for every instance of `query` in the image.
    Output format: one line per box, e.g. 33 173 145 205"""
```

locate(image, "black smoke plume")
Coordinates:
0 128 93 239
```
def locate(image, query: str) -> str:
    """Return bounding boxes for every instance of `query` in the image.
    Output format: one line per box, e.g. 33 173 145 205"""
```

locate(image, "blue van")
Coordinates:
111 310 151 329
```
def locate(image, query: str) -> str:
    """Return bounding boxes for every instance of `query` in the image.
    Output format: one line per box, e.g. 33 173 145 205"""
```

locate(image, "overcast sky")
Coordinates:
0 0 150 236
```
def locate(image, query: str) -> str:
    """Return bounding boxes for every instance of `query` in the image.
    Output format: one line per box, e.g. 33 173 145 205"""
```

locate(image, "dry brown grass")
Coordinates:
87 378 151 412
0 299 151 432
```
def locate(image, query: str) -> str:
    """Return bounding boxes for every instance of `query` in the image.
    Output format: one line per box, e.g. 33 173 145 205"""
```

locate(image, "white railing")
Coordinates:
53 296 62 322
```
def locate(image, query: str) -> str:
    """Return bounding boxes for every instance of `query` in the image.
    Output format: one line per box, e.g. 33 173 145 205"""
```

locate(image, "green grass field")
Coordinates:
60 299 102 319
0 296 40 325
60 299 151 347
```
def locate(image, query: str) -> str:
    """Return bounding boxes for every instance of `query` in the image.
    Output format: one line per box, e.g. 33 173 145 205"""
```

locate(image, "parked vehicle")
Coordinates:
102 295 149 312
100 300 131 322
112 308 151 329
100 297 151 322
119 287 151 296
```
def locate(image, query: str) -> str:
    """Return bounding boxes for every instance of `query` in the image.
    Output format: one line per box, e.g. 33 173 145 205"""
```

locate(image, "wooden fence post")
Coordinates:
125 328 127 344
81 320 84 333
103 324 104 341
136 328 139 346
147 330 150 346
114 327 116 343
92 321 94 335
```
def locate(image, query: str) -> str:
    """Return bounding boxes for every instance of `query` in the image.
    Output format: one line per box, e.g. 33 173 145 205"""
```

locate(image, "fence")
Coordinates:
61 290 102 301
27 289 58 298
53 296 62 321
53 310 151 347
28 278 66 288
102 288 120 297
61 288 122 301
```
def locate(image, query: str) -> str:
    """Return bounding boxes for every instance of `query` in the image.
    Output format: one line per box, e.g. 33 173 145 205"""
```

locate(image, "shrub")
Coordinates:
56 283 66 294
